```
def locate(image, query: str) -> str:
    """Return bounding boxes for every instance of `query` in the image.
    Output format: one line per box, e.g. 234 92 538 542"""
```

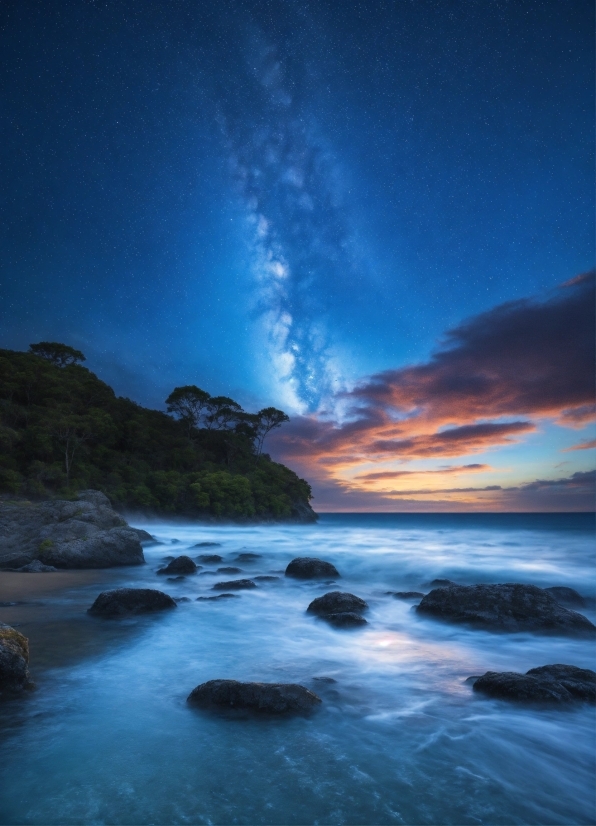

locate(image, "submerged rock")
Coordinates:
0 490 144 569
254 575 280 582
193 542 222 548
285 557 340 579
217 566 242 574
15 560 57 572
473 664 596 704
307 591 368 616
389 591 424 600
324 612 368 628
129 529 156 543
429 579 458 588
195 554 223 564
0 623 31 697
197 593 239 601
157 556 198 575
235 553 262 562
187 679 322 714
416 583 596 634
544 586 585 607
88 588 177 617
212 579 256 591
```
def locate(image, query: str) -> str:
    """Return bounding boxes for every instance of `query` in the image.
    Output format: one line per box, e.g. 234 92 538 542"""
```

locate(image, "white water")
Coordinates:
0 514 594 825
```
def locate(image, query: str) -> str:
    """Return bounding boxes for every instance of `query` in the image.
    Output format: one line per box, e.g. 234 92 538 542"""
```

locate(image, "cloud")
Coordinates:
563 438 596 452
355 463 490 481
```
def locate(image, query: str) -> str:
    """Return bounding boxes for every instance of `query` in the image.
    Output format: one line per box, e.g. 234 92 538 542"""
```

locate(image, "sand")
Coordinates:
0 570 104 604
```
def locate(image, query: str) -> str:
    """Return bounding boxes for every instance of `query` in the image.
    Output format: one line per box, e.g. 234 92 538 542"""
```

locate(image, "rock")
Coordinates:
544 586 585 607
15 560 58 572
167 576 186 582
254 575 279 582
307 591 368 616
129 529 156 543
235 553 262 562
390 591 424 600
285 557 340 579
187 679 322 714
0 623 31 696
195 554 223 564
157 556 198 575
313 676 337 684
323 612 368 628
193 542 222 548
429 578 457 587
473 664 596 704
212 579 256 591
88 588 177 617
174 597 192 603
217 566 243 574
0 490 144 569
197 594 239 601
417 583 596 634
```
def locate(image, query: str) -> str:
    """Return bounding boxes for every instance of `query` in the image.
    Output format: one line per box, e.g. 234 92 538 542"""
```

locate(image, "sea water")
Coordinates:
0 513 594 825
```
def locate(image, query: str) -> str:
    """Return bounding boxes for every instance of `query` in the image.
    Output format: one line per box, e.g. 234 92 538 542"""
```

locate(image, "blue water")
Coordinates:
0 513 594 825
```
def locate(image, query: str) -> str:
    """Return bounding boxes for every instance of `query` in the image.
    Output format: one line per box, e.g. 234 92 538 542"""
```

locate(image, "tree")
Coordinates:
29 342 86 367
254 407 289 456
47 408 113 485
165 385 211 435
205 396 244 430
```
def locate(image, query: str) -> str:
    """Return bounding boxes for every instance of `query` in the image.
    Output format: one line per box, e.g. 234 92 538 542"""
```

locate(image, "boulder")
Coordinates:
324 612 368 628
429 579 457 588
254 575 280 582
129 529 156 543
212 579 256 591
187 679 322 714
473 664 596 704
285 557 340 579
544 586 585 607
307 591 368 616
217 566 243 574
196 594 239 601
15 560 57 572
157 556 198 575
88 588 177 617
390 591 424 600
0 490 144 569
0 623 31 696
416 583 595 634
195 554 223 564
235 553 262 562
193 542 222 548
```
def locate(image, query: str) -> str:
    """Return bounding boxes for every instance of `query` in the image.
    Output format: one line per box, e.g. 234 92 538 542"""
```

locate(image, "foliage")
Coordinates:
0 347 313 521
28 342 86 367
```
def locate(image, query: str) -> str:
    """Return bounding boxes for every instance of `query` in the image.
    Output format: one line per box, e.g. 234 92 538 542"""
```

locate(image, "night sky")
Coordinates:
1 0 594 510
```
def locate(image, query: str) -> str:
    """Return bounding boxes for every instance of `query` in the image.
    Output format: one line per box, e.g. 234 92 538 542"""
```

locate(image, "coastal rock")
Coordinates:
217 566 243 574
187 679 322 714
254 575 279 582
0 490 144 569
193 542 222 548
129 529 156 543
285 557 340 579
235 553 262 562
473 664 596 704
157 556 198 575
389 591 424 600
429 579 457 588
0 623 31 696
417 583 596 634
195 554 223 564
544 586 585 607
307 591 368 616
212 579 256 591
324 612 368 628
15 560 58 572
88 588 177 617
197 594 239 601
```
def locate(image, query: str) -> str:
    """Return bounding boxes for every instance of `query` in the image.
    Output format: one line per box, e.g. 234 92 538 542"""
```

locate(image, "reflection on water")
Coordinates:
0 513 594 825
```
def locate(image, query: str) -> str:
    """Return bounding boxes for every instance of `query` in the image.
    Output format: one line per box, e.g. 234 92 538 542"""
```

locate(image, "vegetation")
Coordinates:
0 345 314 521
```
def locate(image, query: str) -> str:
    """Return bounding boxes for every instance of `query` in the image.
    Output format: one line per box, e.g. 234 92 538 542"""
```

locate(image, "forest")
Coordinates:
0 343 315 521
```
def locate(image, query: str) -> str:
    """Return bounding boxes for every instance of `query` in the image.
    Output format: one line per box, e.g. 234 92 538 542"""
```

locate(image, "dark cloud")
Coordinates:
355 463 489 481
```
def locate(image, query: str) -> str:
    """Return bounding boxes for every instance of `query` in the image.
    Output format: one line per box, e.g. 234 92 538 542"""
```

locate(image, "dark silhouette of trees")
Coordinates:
254 407 290 455
29 342 86 367
165 386 210 435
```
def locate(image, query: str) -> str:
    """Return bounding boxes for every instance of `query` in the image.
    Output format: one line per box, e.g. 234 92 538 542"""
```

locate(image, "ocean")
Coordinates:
0 513 594 825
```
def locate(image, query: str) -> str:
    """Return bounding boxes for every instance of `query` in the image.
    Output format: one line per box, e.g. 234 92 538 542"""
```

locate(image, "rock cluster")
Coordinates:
417 583 595 634
285 557 340 579
473 664 596 703
88 588 177 617
0 623 31 696
0 490 144 569
187 679 321 714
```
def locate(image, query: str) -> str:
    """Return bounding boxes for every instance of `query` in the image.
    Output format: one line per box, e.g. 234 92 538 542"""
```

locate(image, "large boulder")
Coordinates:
187 679 322 714
324 612 368 628
0 490 145 569
157 556 198 575
0 623 31 697
544 586 585 607
307 591 368 616
416 583 595 634
88 588 177 617
473 664 596 704
285 557 340 579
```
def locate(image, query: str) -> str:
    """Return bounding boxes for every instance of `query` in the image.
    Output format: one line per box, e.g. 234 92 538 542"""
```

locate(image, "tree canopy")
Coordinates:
29 342 86 367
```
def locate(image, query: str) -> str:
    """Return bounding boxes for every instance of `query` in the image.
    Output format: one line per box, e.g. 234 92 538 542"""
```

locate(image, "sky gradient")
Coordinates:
1 0 594 510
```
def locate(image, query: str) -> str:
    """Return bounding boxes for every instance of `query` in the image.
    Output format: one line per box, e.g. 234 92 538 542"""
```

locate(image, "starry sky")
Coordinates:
1 0 594 510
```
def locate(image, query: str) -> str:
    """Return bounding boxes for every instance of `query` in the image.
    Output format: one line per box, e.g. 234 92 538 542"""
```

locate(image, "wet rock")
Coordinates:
544 586 585 607
193 542 222 548
167 576 186 582
212 579 256 591
389 591 424 600
417 583 596 634
15 560 58 572
157 556 198 575
195 554 223 564
254 575 280 582
0 623 31 697
174 597 192 603
88 588 177 617
217 566 243 574
187 679 322 714
235 553 262 562
473 664 596 704
429 578 457 588
324 612 368 628
0 490 144 570
312 676 337 684
197 593 239 601
285 557 340 579
129 529 156 543
307 591 368 616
